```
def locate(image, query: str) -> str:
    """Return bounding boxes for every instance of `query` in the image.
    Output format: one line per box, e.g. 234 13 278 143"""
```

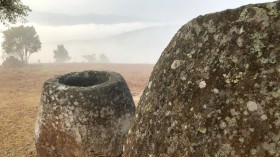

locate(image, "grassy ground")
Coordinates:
0 63 153 157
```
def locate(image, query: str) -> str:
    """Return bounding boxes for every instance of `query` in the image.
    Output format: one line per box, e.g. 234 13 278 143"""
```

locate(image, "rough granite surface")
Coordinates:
35 70 135 157
123 1 280 157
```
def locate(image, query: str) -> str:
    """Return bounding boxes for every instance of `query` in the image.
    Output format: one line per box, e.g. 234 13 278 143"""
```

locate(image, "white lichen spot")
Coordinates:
74 102 79 105
239 137 244 143
180 71 187 81
261 114 268 120
123 145 126 153
247 101 258 112
245 63 250 69
226 117 237 127
203 105 207 109
213 88 219 94
59 98 67 105
57 85 67 90
72 128 82 143
272 133 280 142
128 129 132 134
171 59 182 70
237 37 244 47
262 142 277 155
148 81 153 89
34 105 43 141
250 149 257 155
243 110 249 115
198 127 207 134
249 128 255 132
239 27 244 34
230 108 238 116
145 91 150 96
272 89 280 98
165 111 171 116
125 113 131 118
51 145 55 150
220 121 227 129
65 122 71 128
190 107 194 112
180 75 187 81
199 81 206 89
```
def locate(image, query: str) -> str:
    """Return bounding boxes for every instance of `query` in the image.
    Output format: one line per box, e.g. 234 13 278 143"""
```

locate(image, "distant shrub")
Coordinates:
99 53 110 63
53 44 71 63
2 56 25 67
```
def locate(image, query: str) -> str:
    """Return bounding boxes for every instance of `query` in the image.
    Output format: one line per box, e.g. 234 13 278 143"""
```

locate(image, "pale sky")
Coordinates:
0 0 275 63
21 0 274 20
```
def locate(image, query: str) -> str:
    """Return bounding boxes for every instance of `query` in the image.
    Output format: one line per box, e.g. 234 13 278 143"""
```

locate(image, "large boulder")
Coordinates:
35 70 135 157
124 1 280 157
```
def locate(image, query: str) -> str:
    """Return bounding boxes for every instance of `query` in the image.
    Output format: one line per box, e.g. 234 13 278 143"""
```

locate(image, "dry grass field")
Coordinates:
0 63 153 157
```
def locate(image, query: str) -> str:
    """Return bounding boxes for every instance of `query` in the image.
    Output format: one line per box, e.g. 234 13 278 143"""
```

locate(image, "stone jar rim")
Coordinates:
47 70 123 91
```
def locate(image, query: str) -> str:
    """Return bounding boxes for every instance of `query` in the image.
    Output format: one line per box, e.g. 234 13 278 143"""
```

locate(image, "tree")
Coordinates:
2 25 41 64
1 51 7 61
99 53 110 63
0 0 31 25
53 44 71 63
2 56 24 67
83 54 96 63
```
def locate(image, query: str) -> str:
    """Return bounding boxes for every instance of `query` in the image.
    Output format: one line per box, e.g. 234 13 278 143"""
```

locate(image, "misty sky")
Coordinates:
0 0 275 63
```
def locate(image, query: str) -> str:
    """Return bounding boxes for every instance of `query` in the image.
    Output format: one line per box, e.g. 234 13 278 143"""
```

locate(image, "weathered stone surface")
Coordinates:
35 70 135 157
123 1 280 157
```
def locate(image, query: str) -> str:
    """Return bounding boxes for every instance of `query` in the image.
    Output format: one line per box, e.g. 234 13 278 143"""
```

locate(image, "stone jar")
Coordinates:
35 70 135 157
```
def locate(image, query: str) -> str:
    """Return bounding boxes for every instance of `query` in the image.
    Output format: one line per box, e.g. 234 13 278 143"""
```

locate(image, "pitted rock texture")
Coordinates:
35 70 135 157
123 1 280 157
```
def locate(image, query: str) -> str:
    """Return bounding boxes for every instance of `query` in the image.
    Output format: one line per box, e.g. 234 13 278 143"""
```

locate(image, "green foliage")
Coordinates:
0 0 31 25
83 54 96 63
83 53 110 63
2 25 41 64
2 56 24 67
99 53 110 63
1 51 7 61
53 44 71 63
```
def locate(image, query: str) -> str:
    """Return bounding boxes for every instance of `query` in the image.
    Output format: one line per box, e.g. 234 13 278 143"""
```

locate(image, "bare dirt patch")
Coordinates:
0 63 153 157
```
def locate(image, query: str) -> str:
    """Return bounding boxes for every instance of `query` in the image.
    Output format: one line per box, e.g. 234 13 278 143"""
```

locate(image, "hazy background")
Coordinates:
0 0 274 64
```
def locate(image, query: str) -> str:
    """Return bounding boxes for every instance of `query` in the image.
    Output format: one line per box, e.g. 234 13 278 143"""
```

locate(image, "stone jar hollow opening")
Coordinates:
58 71 109 87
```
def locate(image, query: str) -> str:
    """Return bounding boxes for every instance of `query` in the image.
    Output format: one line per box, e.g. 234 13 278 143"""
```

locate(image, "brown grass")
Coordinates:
0 63 153 157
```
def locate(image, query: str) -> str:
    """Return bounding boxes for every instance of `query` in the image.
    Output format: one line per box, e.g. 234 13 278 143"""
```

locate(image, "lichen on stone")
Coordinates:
123 1 280 157
250 32 267 57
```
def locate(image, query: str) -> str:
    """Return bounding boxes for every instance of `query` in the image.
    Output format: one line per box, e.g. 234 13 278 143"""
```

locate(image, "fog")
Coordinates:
0 0 274 64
